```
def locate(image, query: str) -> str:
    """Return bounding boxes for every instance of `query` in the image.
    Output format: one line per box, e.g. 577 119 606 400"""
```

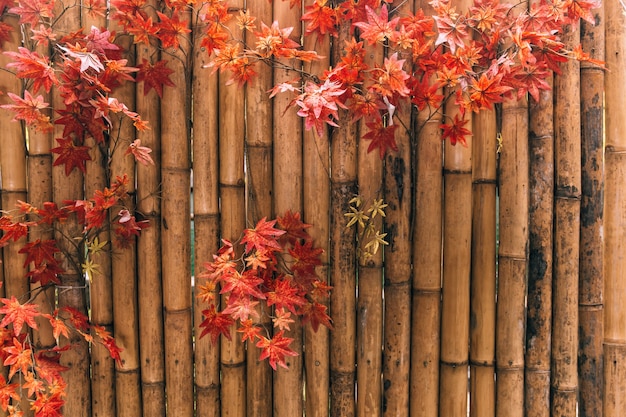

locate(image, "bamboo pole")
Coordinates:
302 16 331 417
440 103 472 417
410 107 442 417
578 5 605 416
77 10 116 417
108 31 142 416
245 1 274 415
218 3 247 416
191 9 220 417
551 22 581 417
469 109 496 417
525 76 554 417
136 2 165 414
603 0 626 414
51 2 91 413
272 2 305 416
354 37 384 417
381 5 412 410
160 10 193 417
329 23 358 417
0 14 29 305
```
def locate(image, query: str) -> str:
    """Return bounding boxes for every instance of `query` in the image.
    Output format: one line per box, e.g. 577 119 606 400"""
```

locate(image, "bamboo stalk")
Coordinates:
160 10 193 417
108 33 142 416
381 79 412 417
469 109 497 417
495 103 529 417
191 9 220 417
50 2 91 413
76 10 117 417
410 113 442 417
302 8 331 417
440 99 472 417
329 23 358 417
272 2 305 416
0 14 29 304
551 23 581 417
218 4 247 416
245 1 274 415
135 4 166 413
525 75 554 417
603 0 626 414
578 5 605 416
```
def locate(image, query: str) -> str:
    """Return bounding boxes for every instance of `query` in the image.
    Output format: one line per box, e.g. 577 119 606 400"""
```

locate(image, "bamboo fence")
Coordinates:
0 0 623 416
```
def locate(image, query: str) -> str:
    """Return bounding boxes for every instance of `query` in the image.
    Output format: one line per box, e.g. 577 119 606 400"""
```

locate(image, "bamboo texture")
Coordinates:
578 4 605 416
160 10 193 417
51 3 91 414
551 23 581 417
218 4 247 417
603 0 626 414
329 22 358 417
243 2 274 416
136 1 166 413
191 9 220 417
525 77 554 417
410 110 442 417
302 19 331 417
470 109 496 417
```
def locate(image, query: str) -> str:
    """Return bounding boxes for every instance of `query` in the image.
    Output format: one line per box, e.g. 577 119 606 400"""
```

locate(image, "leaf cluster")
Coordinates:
197 211 332 371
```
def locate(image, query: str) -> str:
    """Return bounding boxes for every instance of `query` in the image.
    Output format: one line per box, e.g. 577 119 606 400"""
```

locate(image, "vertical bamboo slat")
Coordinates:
191 11 220 417
410 110 442 417
136 3 166 413
355 40 384 417
525 77 554 417
329 23 358 417
0 14 28 303
470 110 496 417
302 16 331 417
160 11 193 417
603 0 626 414
245 1 274 415
272 2 304 415
578 5 605 416
551 23 581 417
440 105 472 417
109 32 142 416
51 3 91 414
382 3 412 409
219 4 247 416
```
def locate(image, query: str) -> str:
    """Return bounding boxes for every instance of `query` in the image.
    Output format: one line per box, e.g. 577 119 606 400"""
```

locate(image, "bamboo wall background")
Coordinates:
0 0 624 416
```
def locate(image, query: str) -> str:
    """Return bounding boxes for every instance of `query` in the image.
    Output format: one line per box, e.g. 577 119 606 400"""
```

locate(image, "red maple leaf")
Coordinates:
0 374 20 412
256 331 298 370
155 11 191 49
8 0 54 27
0 296 39 336
18 239 59 268
0 22 12 49
302 0 339 38
221 294 260 322
289 240 324 279
220 269 266 300
237 319 262 343
93 325 123 366
51 137 92 176
300 301 333 332
32 391 64 417
0 90 52 132
3 337 32 379
199 304 234 343
4 47 57 93
136 59 176 98
26 262 64 286
60 306 90 332
441 113 472 146
276 210 311 245
371 53 410 98
266 276 307 315
468 73 512 111
34 350 69 384
240 217 286 254
353 4 400 45
433 3 469 54
362 120 399 159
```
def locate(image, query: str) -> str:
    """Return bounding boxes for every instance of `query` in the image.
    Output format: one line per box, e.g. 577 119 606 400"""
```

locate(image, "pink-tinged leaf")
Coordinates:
125 139 154 165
